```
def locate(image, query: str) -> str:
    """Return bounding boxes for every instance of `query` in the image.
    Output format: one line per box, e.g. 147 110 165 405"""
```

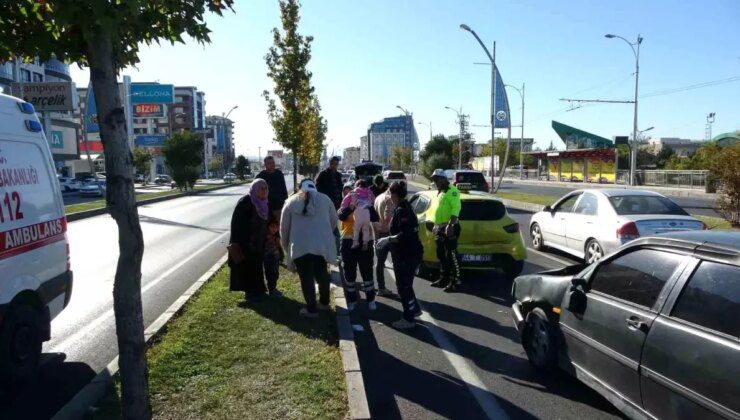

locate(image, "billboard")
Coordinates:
11 81 76 111
135 135 167 147
133 103 164 117
130 83 174 104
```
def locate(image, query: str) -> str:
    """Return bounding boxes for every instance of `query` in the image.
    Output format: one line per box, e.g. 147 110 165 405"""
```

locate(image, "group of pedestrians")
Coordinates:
228 155 461 329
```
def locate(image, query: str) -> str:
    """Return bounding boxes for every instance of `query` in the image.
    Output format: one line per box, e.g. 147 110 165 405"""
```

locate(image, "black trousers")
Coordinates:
375 233 390 289
294 254 331 313
263 252 280 292
340 238 376 304
434 224 461 286
392 252 421 321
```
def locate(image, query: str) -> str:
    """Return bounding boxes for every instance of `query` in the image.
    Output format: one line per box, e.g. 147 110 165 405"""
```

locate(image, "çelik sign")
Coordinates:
133 103 164 117
130 83 174 104
11 82 76 111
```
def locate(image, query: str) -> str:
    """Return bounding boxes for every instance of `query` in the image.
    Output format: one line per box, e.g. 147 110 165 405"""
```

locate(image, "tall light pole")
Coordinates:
460 24 497 192
445 106 466 169
505 83 525 179
417 121 433 142
706 112 716 140
606 33 642 186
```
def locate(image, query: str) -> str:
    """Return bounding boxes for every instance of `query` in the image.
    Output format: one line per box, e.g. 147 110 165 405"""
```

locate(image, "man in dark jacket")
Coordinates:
256 155 288 221
315 156 343 209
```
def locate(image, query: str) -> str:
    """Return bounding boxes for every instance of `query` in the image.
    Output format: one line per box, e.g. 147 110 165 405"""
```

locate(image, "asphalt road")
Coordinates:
496 181 720 217
2 183 252 419
349 184 625 419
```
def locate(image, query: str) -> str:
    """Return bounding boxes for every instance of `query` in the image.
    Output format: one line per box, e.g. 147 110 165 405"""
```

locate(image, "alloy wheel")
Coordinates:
531 225 542 248
587 240 603 263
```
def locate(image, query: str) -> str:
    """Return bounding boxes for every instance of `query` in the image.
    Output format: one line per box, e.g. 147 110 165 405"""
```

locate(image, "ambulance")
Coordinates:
0 93 73 388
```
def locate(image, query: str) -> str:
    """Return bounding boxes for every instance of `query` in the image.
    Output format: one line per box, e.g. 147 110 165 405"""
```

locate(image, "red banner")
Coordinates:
0 217 67 261
133 103 164 117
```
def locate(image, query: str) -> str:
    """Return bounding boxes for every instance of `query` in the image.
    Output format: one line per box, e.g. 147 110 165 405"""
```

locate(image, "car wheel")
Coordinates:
503 260 524 279
0 304 43 389
530 223 544 251
523 307 557 371
585 239 604 263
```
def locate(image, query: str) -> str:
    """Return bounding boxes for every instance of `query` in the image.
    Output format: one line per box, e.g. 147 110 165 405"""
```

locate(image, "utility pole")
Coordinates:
506 83 525 179
706 112 716 140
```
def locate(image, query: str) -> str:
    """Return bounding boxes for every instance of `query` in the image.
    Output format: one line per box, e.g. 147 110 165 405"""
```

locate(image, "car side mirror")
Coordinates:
543 205 552 212
425 221 434 232
567 281 587 314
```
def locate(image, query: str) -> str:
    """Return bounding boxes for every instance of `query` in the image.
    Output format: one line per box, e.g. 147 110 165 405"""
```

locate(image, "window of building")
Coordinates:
590 249 685 308
671 261 740 339
32 72 43 82
20 69 31 82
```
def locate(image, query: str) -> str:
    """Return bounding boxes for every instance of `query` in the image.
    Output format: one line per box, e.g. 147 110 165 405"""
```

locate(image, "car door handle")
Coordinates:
626 317 649 332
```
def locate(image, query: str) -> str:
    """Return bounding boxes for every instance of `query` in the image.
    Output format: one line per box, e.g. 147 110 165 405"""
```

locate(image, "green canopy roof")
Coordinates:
552 121 614 149
712 130 740 147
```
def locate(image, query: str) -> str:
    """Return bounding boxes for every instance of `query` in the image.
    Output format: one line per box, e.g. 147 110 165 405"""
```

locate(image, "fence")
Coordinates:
503 168 710 190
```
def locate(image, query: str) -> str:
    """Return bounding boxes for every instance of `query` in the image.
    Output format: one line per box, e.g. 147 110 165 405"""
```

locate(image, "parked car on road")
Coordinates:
0 93 73 389
78 180 106 197
443 169 489 192
529 189 704 263
410 187 526 279
385 170 406 181
223 173 237 183
58 176 81 192
511 230 740 420
135 173 146 183
154 174 172 185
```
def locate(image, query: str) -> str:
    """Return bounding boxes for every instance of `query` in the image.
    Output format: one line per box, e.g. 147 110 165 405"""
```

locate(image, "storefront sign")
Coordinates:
133 103 164 117
135 135 166 147
49 131 64 149
11 82 76 111
130 83 174 104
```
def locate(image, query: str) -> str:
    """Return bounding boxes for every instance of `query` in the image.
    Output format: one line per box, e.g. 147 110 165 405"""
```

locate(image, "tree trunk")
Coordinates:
88 33 151 419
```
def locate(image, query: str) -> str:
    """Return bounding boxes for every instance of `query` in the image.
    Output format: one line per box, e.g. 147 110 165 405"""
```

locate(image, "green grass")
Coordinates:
492 191 555 206
696 215 737 231
64 181 247 215
93 266 347 419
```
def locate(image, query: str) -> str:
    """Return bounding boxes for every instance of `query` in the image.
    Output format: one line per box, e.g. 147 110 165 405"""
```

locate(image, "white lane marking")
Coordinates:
525 247 573 266
50 231 229 353
385 270 509 419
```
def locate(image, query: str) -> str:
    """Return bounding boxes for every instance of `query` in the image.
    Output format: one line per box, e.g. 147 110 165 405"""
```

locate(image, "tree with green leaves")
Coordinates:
208 153 224 175
712 144 740 226
390 146 413 172
163 131 204 191
235 154 250 179
0 2 233 417
420 134 453 161
133 147 153 184
263 0 326 189
420 152 453 179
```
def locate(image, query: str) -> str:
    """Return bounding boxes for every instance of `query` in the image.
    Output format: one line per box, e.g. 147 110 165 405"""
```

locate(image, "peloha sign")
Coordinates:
11 82 76 111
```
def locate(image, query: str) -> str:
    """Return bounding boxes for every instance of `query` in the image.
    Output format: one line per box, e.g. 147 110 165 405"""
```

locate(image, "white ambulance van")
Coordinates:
0 93 73 387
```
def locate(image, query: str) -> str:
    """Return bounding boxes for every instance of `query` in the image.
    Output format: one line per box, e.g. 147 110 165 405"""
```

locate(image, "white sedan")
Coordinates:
78 180 106 197
529 189 704 263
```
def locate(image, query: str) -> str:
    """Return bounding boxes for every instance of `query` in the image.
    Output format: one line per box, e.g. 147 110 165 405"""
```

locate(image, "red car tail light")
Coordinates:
617 221 640 240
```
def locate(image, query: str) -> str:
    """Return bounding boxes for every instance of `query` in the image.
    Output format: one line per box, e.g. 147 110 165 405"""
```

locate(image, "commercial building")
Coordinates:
365 114 419 165
266 150 285 169
206 115 235 173
1 58 80 176
343 146 361 170
647 137 704 157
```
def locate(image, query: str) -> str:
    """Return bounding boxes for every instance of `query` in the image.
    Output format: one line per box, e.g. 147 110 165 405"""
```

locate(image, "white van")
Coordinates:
0 93 72 387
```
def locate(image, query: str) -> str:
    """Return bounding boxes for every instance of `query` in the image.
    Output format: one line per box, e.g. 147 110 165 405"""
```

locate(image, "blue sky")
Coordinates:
70 0 740 158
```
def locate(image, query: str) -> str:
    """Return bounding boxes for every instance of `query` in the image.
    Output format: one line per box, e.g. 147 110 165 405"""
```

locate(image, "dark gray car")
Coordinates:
511 231 740 420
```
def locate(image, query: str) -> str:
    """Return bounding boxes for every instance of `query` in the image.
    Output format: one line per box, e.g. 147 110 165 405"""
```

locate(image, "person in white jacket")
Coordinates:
280 179 338 318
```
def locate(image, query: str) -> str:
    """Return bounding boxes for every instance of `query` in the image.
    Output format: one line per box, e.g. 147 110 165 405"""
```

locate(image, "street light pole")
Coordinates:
606 33 642 186
506 83 525 179
417 121 432 142
460 24 497 192
445 106 465 170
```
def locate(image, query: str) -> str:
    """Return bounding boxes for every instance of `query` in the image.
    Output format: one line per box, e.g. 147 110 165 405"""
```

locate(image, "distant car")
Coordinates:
529 189 704 263
385 171 406 181
154 174 172 185
511 230 740 420
78 180 106 197
443 170 489 192
135 173 146 183
58 176 82 192
223 173 237 183
354 161 383 183
410 187 526 279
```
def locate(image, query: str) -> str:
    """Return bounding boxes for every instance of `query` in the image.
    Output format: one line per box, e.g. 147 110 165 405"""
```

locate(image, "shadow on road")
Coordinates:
0 353 96 420
138 215 228 234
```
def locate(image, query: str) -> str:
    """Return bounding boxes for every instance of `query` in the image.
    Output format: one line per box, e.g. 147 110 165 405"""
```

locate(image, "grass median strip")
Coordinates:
94 266 347 419
64 182 247 215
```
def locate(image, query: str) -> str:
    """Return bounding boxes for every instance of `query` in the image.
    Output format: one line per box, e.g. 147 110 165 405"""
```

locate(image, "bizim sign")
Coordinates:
133 103 164 117
135 135 166 147
130 83 174 104
11 82 76 111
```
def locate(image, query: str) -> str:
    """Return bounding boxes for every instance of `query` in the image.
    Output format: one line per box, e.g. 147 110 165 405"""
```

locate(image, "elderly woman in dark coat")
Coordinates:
229 178 270 302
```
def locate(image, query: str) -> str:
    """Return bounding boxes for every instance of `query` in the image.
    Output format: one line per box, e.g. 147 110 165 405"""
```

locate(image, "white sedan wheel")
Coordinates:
586 240 604 263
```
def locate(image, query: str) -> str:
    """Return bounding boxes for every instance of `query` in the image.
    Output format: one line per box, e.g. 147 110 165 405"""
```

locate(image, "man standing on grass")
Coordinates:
256 155 289 222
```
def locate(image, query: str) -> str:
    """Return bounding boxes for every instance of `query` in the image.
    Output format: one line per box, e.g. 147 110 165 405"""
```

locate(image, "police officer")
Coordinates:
375 181 423 328
429 169 462 292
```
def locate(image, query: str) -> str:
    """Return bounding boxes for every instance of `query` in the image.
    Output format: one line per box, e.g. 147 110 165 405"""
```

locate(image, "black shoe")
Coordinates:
443 284 458 293
430 280 447 288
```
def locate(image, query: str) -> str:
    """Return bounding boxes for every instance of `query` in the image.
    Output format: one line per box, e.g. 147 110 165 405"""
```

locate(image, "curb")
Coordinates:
331 269 371 420
52 254 229 420
66 182 248 222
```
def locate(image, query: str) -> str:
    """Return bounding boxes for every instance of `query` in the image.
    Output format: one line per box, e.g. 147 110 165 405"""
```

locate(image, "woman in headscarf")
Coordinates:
280 179 338 318
229 178 270 303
